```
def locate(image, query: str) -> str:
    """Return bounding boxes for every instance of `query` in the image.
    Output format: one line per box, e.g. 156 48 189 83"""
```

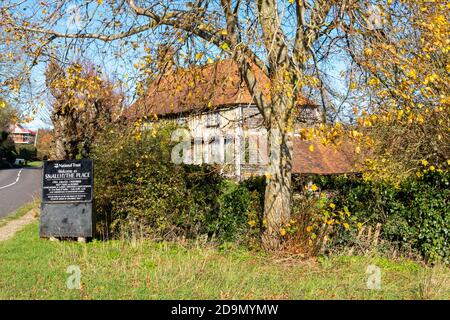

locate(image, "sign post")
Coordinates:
40 159 95 240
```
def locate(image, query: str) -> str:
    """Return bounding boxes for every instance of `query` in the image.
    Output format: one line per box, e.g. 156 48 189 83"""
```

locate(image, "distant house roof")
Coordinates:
124 59 315 120
292 138 355 175
9 124 36 135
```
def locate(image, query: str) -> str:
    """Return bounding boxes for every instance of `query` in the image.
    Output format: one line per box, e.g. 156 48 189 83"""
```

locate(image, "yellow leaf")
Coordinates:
368 77 380 86
280 228 287 236
309 144 314 152
343 223 350 230
220 42 230 51
97 0 103 5
364 48 373 56
407 69 417 79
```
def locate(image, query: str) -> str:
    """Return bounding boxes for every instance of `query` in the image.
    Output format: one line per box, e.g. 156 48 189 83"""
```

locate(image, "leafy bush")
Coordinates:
310 171 450 263
16 144 37 162
92 120 448 262
0 131 16 166
92 122 261 244
214 180 263 244
281 189 359 257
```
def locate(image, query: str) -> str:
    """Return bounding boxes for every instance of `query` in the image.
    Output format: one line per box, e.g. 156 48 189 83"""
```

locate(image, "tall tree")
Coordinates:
2 0 447 249
45 59 123 159
0 98 17 131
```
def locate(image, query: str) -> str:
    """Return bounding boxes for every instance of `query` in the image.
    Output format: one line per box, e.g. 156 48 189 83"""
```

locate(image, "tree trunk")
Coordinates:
261 95 294 251
52 115 67 160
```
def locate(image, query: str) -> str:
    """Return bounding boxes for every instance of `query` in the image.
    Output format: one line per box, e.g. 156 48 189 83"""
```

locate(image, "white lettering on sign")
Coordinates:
44 172 90 179
42 160 93 202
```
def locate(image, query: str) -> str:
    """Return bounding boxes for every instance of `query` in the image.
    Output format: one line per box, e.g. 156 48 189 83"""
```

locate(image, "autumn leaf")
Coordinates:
220 42 230 51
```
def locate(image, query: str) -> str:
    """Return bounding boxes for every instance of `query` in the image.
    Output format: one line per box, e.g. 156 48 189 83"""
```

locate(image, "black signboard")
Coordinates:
40 159 95 238
42 159 93 203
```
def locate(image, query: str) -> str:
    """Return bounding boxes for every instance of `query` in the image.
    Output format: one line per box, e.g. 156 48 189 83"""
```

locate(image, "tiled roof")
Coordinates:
9 124 36 135
124 59 313 120
292 137 355 174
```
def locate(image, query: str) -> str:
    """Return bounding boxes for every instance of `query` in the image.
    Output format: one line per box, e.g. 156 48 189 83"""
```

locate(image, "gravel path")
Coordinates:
0 208 37 241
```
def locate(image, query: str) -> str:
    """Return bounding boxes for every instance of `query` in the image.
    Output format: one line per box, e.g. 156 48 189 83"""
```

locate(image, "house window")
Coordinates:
206 112 220 128
177 116 186 125
206 136 221 164
224 135 234 164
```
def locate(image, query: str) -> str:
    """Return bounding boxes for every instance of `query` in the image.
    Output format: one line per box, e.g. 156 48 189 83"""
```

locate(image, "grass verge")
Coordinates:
0 222 448 300
25 161 43 168
0 200 39 228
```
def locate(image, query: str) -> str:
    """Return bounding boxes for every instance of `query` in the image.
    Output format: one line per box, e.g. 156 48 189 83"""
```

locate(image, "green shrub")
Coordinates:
16 144 37 162
310 171 450 263
92 122 262 244
214 181 263 243
0 131 16 165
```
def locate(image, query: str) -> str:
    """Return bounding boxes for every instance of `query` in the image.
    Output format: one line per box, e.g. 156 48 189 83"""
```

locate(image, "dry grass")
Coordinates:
0 222 448 300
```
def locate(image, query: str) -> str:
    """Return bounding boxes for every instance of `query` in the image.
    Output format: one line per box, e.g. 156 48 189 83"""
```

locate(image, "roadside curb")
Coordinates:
0 208 38 242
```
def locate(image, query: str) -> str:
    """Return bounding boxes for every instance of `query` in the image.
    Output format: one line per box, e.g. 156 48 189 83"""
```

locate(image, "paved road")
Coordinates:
0 167 42 218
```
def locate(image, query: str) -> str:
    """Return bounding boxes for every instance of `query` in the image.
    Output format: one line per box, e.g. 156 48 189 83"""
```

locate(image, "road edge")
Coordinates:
0 204 39 241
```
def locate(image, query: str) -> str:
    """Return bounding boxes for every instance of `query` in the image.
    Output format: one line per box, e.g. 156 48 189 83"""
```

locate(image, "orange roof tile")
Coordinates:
292 137 355 174
124 59 313 120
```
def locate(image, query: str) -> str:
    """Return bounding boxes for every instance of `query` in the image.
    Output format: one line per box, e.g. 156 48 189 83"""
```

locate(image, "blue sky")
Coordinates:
15 0 354 130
